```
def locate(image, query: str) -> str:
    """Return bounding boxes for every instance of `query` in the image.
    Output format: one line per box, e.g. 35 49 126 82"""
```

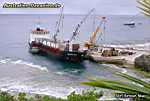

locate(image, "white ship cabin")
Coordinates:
30 27 50 43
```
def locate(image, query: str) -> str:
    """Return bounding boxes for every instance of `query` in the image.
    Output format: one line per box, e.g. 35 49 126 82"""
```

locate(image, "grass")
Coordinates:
0 89 103 101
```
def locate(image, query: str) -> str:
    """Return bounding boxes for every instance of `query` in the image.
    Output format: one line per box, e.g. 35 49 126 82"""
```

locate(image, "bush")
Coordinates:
0 89 103 101
67 89 103 101
0 91 15 101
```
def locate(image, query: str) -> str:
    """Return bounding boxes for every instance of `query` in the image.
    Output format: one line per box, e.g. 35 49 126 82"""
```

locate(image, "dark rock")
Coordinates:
134 54 150 72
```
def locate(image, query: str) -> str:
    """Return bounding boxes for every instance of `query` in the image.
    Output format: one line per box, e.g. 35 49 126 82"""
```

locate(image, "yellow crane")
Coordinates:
84 17 106 49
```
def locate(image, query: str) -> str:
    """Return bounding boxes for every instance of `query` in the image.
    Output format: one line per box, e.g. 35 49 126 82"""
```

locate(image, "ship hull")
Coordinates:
29 47 40 53
29 41 86 62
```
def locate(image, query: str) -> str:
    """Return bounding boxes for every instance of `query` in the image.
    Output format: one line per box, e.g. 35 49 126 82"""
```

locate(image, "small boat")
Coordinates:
124 21 135 26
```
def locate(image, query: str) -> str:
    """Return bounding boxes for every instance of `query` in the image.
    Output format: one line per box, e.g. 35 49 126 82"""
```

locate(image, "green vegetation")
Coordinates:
82 72 150 101
133 66 150 78
138 0 150 17
0 89 103 101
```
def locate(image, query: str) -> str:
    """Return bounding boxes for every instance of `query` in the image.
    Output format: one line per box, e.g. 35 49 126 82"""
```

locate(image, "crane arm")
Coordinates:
85 16 106 49
70 8 95 42
89 27 101 44
53 5 64 42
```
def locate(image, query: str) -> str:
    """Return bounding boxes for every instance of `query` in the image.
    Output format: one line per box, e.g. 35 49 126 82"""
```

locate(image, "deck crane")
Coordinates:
70 8 95 42
84 16 106 49
53 5 64 42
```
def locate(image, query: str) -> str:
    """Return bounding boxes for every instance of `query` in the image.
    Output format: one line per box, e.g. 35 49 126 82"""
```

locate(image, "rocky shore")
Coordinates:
135 54 150 72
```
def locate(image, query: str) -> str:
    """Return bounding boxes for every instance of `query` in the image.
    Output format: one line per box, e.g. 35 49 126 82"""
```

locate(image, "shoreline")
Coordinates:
90 48 149 65
0 49 149 100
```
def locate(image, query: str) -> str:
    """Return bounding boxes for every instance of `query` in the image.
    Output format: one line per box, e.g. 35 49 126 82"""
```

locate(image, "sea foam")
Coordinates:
0 58 48 72
11 60 48 72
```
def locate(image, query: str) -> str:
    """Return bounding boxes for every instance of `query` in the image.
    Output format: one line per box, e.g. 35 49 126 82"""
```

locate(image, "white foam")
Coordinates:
103 42 150 51
0 59 11 64
11 60 48 72
8 85 30 92
11 60 22 64
0 58 48 72
3 86 72 98
55 72 66 76
1 88 8 92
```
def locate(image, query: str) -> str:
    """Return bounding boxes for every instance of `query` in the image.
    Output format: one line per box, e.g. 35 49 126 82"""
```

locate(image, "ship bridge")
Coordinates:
30 27 50 43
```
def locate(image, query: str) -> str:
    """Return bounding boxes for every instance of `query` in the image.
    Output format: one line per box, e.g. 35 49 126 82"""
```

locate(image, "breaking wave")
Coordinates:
0 58 11 64
0 58 48 72
0 84 79 98
103 42 150 51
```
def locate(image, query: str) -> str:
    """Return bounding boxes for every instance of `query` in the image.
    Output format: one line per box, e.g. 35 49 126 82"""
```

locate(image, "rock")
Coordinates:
134 54 150 72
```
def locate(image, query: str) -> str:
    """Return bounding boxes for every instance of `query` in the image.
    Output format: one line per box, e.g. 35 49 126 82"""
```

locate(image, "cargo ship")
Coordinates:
28 8 96 62
28 26 87 62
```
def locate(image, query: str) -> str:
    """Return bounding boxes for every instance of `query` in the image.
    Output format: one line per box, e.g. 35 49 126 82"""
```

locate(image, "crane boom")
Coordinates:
70 8 95 42
53 5 64 42
84 16 106 49
90 27 101 44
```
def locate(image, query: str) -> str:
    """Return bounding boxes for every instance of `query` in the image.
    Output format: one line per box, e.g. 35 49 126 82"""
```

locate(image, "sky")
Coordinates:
0 0 140 15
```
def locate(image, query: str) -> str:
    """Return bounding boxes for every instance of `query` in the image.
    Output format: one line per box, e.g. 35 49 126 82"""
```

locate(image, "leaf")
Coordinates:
81 72 150 100
115 72 150 89
138 0 150 17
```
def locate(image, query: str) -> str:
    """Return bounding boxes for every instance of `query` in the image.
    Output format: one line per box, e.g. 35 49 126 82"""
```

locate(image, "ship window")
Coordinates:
36 27 40 31
55 44 58 48
47 42 50 46
51 43 54 47
43 41 46 45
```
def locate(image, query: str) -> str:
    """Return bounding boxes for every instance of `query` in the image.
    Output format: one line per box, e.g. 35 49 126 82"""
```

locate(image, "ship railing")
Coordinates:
33 38 66 49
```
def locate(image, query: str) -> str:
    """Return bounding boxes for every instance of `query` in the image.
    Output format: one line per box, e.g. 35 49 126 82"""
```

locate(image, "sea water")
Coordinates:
0 14 150 97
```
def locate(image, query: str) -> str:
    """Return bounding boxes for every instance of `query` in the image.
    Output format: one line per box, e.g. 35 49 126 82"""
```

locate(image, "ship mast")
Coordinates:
53 5 64 42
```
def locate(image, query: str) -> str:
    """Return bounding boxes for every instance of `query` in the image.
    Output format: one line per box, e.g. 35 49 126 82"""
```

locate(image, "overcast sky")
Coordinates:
0 0 140 15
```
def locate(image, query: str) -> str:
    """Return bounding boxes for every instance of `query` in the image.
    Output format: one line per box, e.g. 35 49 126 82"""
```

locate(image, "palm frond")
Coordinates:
138 0 150 17
82 79 150 95
81 72 150 100
115 72 150 89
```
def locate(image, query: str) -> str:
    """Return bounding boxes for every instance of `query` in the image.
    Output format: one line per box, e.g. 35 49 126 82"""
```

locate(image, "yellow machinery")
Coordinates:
84 17 106 49
84 27 101 49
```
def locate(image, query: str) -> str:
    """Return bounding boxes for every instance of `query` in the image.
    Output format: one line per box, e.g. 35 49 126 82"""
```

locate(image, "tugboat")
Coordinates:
29 6 89 62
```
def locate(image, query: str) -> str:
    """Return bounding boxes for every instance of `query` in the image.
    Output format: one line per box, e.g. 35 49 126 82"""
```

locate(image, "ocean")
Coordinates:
0 14 150 98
